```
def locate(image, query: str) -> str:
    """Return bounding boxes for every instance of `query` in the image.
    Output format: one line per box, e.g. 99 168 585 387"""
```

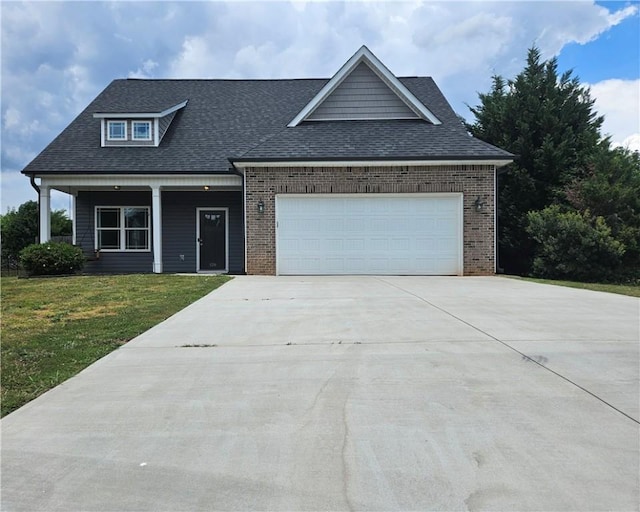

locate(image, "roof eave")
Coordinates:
230 156 514 168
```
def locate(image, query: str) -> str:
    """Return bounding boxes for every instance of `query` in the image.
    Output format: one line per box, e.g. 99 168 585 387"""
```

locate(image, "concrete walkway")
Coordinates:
2 276 639 511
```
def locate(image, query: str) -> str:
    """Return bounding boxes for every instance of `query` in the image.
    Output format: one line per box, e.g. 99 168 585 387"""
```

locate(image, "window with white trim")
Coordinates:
132 121 151 141
107 121 127 141
96 207 150 251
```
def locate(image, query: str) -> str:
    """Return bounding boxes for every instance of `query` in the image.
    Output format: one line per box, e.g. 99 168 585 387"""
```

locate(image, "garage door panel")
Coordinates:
276 194 461 275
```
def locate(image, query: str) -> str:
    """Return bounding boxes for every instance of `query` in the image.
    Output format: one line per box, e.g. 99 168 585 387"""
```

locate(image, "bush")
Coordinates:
20 242 85 276
526 205 625 281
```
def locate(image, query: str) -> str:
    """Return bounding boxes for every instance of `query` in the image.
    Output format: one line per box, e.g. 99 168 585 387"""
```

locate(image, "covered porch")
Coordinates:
37 174 244 274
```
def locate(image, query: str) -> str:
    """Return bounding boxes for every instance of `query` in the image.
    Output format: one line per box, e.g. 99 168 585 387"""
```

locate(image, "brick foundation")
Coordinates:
245 165 495 275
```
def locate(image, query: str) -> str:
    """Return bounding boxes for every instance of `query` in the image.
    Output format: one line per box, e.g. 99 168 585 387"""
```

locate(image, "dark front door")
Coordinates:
198 209 227 272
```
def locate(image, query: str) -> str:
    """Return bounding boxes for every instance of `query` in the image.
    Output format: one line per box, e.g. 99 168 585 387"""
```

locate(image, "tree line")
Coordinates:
468 47 639 282
0 201 71 269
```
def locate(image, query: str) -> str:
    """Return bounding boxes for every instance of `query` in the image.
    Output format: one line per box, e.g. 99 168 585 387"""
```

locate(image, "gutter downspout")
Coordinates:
228 160 247 275
29 175 41 244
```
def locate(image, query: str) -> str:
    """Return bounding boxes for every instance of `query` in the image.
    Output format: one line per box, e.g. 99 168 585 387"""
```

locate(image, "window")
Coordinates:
107 121 127 141
96 207 149 251
132 121 151 141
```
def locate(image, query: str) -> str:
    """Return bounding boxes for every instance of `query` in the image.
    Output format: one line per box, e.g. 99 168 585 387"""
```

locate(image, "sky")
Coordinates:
1 0 639 214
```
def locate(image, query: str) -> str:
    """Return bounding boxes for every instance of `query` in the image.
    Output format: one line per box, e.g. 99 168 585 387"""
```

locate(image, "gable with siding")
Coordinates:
307 62 419 121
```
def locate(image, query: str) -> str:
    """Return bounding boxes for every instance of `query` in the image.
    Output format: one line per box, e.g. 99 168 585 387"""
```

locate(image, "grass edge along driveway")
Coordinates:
1 274 230 417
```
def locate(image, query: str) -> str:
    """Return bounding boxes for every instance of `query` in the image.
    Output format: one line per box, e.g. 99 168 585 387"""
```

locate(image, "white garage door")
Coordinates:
276 194 462 275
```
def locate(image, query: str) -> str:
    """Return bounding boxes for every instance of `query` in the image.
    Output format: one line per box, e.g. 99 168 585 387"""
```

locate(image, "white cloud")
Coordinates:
619 134 640 153
129 59 159 79
588 78 640 149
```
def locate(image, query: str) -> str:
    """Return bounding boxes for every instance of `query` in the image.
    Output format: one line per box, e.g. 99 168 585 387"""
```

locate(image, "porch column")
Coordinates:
151 185 163 273
71 193 77 245
39 185 51 243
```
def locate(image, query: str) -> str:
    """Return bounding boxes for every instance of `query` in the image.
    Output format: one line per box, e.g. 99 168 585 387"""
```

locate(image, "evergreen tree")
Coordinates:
468 47 604 274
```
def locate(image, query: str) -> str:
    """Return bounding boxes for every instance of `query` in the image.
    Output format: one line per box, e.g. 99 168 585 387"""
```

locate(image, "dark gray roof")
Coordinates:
22 77 513 175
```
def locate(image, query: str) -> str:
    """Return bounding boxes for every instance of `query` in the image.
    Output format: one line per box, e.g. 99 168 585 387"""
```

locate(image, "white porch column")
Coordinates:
39 185 51 243
71 193 77 245
151 186 163 273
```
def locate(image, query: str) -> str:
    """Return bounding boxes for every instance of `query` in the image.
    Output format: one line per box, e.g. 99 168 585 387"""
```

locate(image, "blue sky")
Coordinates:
1 1 639 214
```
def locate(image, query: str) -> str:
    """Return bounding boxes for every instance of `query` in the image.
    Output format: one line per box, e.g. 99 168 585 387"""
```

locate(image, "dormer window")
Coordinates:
132 121 151 141
107 121 127 141
94 99 189 147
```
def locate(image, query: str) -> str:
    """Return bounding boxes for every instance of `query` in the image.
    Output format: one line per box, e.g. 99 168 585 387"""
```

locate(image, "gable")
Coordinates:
288 46 441 126
306 62 419 121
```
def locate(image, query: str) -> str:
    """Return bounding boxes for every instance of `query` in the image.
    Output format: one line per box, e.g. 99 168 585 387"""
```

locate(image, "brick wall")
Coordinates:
245 165 496 275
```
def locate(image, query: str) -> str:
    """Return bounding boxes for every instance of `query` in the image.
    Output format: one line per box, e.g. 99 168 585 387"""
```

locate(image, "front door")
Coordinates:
197 208 228 272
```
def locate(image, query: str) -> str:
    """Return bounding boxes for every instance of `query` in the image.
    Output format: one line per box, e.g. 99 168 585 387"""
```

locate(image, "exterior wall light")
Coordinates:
257 200 265 214
203 185 210 191
113 185 121 190
474 196 485 212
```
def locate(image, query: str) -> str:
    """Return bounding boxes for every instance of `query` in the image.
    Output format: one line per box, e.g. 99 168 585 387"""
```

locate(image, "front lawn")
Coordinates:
1 274 230 417
518 277 640 298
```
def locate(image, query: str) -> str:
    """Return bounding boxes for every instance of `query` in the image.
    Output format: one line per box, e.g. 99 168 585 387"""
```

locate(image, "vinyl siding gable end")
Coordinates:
307 62 420 121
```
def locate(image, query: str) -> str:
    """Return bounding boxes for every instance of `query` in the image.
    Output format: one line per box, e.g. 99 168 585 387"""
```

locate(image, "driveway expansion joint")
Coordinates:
377 277 640 425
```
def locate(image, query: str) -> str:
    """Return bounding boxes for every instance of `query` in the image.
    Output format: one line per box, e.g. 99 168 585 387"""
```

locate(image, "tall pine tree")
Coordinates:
468 47 603 274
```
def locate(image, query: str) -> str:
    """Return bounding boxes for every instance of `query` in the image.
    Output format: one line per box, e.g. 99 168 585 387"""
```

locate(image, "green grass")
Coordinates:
517 277 640 297
0 274 231 417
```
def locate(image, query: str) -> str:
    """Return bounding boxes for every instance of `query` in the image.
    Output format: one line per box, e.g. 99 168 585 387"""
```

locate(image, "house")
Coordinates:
22 46 513 276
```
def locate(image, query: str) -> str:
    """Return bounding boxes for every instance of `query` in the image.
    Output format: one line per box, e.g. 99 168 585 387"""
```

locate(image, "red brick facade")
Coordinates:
244 164 496 276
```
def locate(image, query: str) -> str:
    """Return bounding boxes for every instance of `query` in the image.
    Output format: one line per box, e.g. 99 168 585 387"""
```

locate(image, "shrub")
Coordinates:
20 242 85 276
526 205 625 282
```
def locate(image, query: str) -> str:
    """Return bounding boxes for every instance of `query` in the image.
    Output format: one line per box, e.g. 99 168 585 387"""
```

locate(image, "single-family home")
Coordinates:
22 46 513 275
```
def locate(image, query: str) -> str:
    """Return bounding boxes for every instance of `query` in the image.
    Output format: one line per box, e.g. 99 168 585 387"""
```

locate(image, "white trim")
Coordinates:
39 174 242 192
93 100 188 119
132 120 152 141
39 186 51 243
94 205 151 252
107 120 127 141
275 192 463 276
196 207 229 273
100 120 106 148
151 187 162 273
287 46 441 127
71 194 77 245
233 159 513 169
153 118 160 146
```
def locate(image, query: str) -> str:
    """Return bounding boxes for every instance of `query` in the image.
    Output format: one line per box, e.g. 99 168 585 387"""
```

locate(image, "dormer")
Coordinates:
288 46 441 126
93 100 188 147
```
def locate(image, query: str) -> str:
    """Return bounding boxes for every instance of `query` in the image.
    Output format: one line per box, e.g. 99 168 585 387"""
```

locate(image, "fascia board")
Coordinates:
232 158 514 168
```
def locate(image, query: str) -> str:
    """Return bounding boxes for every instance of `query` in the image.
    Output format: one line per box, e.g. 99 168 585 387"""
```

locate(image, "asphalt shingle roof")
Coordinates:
22 76 513 175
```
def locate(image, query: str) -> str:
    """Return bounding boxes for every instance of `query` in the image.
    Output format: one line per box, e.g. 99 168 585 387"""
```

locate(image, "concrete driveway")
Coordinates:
2 276 638 511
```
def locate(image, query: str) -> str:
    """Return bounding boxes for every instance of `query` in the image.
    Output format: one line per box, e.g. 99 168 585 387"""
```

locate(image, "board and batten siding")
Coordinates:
161 191 244 274
76 190 153 273
307 62 419 121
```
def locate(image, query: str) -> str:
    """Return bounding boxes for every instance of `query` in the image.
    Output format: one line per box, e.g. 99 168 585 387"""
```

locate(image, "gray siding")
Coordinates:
76 190 244 274
307 62 419 121
162 191 244 274
76 191 153 273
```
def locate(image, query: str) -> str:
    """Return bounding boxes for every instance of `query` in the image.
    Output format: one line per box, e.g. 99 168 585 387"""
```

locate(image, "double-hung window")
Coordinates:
107 121 127 141
96 207 150 251
132 121 151 141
